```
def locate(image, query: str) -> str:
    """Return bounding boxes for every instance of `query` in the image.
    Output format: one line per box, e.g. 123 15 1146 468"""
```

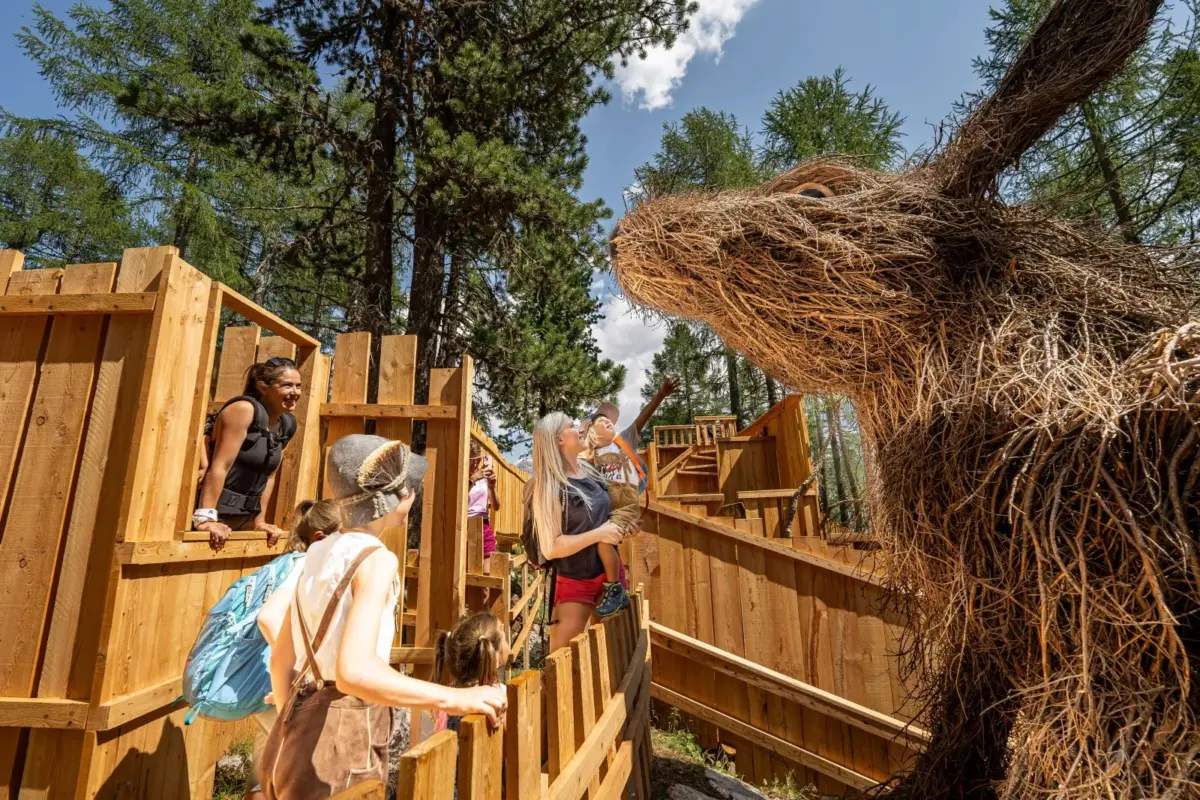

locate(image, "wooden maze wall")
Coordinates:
632 397 925 795
0 247 480 798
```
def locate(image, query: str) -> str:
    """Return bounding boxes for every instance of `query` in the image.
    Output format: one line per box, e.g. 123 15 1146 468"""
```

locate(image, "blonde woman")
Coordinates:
523 413 631 654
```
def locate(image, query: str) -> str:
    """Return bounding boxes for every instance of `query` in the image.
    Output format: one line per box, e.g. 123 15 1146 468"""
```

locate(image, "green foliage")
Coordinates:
638 321 729 442
959 0 1200 243
761 66 905 172
634 108 763 196
0 120 142 265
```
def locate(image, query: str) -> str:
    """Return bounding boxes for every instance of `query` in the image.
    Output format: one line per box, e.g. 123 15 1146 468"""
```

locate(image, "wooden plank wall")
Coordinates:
0 248 330 799
629 503 916 794
717 438 780 507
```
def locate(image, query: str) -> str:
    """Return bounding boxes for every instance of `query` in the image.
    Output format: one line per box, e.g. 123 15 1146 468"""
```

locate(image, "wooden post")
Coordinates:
505 671 542 799
544 647 576 781
397 729 457 800
457 715 503 800
417 358 472 649
322 332 371 499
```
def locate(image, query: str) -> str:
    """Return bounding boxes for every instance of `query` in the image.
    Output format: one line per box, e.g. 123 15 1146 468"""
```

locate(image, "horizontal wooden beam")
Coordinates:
650 622 929 749
0 292 156 316
219 284 321 349
390 647 436 665
651 683 878 791
403 564 503 590
658 493 725 503
90 677 184 731
737 488 816 501
647 501 884 586
0 698 90 729
321 403 459 420
118 538 285 564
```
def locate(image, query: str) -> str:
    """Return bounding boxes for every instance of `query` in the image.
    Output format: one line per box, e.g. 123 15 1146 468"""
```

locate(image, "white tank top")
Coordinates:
290 532 399 682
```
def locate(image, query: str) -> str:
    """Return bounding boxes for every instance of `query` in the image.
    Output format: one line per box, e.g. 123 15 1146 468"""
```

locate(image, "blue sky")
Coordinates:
1 0 998 428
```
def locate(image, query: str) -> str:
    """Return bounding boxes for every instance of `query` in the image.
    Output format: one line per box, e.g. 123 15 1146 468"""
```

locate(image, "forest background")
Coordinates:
2 0 1197 532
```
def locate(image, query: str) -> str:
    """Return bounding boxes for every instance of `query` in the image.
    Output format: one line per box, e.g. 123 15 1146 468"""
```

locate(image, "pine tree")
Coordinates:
121 0 692 410
15 0 357 313
959 0 1200 243
761 66 905 172
0 121 141 265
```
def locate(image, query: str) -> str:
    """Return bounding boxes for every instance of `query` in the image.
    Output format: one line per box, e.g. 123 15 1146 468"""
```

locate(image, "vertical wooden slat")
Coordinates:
0 263 116 700
505 671 542 799
376 335 417 556
397 728 457 800
377 334 417 445
272 340 322 528
544 647 576 781
488 552 511 625
588 623 615 783
0 268 63 535
417 360 471 646
119 258 213 543
212 326 261 404
0 250 25 294
174 284 223 533
570 633 600 800
457 715 503 800
322 332 370 499
256 335 296 362
0 264 62 797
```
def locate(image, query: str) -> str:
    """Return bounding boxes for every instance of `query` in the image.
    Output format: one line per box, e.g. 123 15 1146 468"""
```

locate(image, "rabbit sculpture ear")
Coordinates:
935 0 1163 198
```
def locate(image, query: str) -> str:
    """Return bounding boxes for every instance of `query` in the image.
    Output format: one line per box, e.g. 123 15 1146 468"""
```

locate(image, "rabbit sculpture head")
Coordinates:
611 2 1200 798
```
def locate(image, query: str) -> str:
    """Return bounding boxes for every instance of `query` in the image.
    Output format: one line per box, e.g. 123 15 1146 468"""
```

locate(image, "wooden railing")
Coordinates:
694 415 737 445
628 500 919 794
358 595 652 800
654 424 697 449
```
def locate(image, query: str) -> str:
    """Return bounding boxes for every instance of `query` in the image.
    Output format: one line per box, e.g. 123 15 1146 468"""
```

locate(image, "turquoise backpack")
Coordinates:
182 551 304 723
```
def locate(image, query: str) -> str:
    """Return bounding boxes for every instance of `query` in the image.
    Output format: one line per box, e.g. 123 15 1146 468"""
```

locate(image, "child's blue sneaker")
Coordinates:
595 581 630 617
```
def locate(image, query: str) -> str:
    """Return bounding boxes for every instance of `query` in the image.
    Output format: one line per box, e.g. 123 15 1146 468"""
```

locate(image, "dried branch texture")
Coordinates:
612 156 1200 799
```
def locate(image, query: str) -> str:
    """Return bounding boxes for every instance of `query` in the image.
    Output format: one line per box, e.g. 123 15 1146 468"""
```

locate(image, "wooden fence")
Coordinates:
629 499 923 794
336 595 651 800
0 247 541 798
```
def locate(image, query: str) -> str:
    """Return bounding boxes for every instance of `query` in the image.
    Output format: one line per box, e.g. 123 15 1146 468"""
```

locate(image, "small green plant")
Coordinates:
211 738 254 800
759 773 821 800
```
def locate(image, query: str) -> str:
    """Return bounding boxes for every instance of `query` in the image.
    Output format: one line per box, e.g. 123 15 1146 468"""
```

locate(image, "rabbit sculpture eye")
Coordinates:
611 1 1199 799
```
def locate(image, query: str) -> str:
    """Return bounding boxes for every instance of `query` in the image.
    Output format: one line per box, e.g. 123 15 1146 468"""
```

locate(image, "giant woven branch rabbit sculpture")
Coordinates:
610 1 1200 798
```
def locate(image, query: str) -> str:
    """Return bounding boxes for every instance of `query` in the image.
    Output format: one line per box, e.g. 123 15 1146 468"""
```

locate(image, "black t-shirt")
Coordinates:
522 475 611 580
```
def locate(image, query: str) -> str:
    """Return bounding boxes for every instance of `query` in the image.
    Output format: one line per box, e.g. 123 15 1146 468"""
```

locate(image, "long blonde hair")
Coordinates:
526 412 596 557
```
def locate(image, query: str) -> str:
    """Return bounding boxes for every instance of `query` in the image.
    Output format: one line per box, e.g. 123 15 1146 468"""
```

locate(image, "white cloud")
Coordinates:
591 292 667 432
614 0 762 111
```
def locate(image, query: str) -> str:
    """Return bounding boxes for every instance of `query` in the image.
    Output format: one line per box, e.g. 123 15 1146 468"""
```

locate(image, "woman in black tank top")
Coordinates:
194 357 302 551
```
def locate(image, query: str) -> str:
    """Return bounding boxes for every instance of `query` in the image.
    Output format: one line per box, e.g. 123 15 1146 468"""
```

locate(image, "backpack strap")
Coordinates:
613 435 646 485
294 544 382 688
206 395 270 437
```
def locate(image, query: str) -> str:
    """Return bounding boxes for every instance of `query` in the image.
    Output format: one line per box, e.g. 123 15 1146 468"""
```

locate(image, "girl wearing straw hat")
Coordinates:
258 435 506 799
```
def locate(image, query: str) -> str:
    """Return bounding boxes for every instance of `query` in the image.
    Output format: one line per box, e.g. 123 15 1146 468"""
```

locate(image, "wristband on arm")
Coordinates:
192 508 219 528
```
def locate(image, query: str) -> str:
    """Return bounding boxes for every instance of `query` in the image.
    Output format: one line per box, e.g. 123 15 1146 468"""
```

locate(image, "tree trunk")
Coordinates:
1082 101 1139 245
764 373 779 408
825 399 849 528
830 399 864 530
724 350 743 428
810 397 831 523
435 251 464 369
172 147 201 260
